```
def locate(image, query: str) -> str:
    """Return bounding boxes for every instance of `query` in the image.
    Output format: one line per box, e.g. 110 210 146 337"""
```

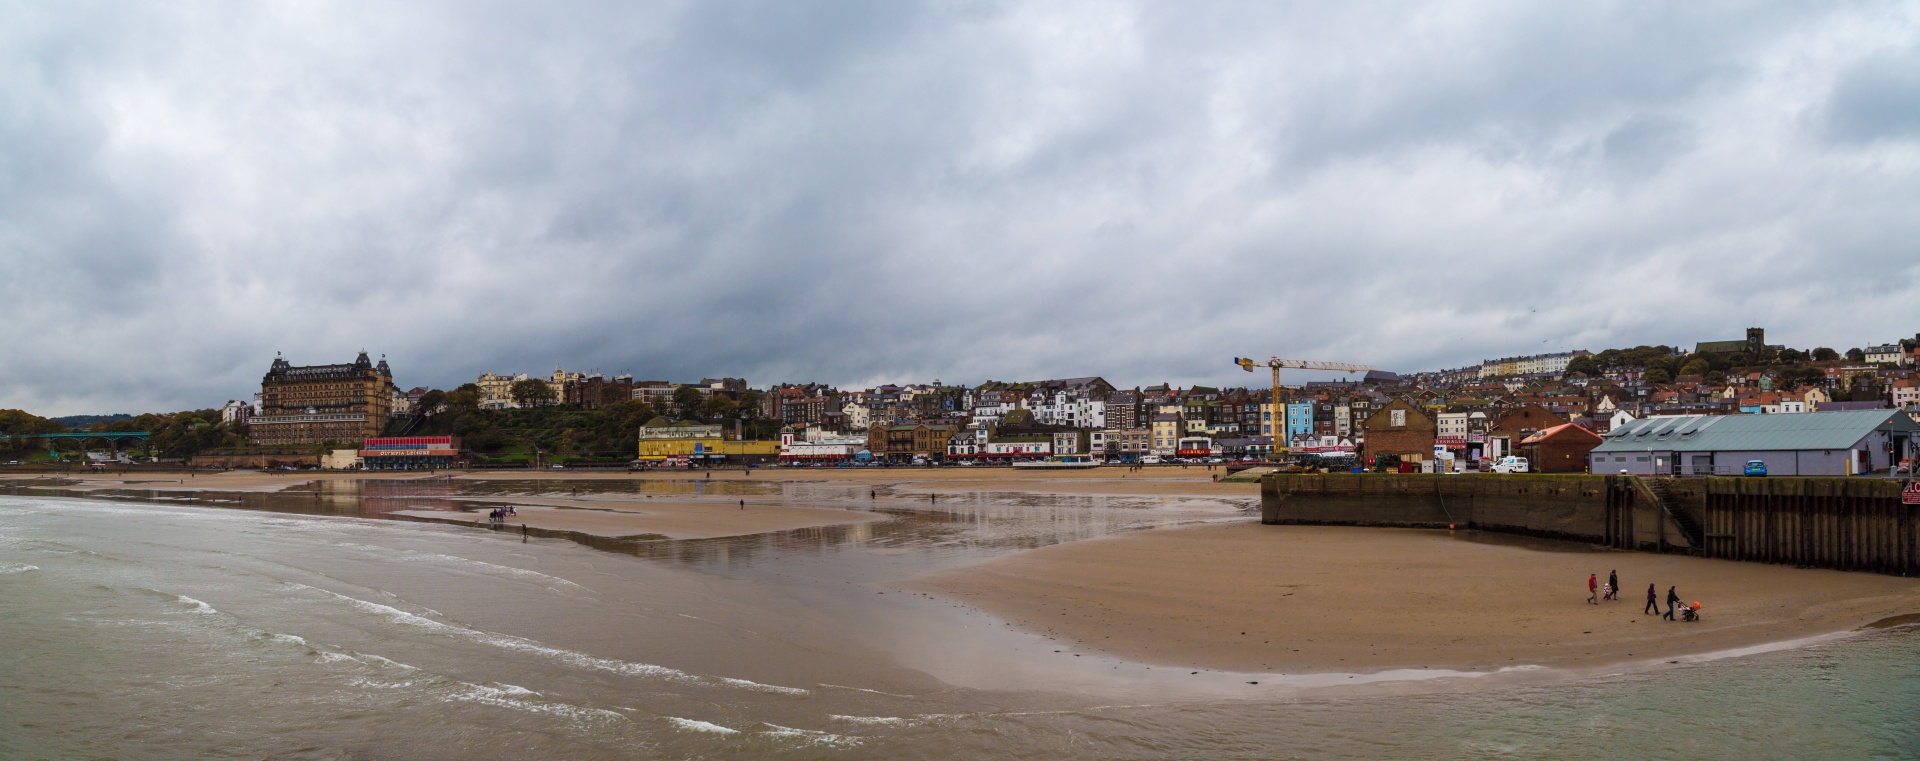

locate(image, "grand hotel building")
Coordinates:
248 352 397 446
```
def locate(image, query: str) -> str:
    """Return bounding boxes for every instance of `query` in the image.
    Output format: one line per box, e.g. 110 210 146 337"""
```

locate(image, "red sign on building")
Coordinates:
1904 481 1920 506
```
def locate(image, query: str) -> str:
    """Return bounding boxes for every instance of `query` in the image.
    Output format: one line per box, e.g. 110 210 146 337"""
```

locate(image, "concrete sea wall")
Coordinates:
1259 474 1629 544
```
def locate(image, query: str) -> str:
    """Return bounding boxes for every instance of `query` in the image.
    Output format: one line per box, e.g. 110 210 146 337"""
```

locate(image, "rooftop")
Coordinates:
1592 410 1916 453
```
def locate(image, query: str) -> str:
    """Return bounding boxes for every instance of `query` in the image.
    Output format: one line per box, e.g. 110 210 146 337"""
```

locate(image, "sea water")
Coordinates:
1 491 1915 760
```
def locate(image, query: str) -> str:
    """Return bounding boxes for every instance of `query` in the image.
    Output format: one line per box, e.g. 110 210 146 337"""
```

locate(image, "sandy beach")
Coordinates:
905 521 1920 673
11 466 1916 677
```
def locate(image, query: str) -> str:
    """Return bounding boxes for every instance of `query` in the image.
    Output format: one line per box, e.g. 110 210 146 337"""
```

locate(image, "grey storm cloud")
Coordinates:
2 1 1918 414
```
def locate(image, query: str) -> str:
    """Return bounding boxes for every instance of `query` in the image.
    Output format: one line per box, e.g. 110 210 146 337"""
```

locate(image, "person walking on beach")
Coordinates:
1645 583 1659 615
1665 586 1680 620
1601 581 1612 602
739 499 744 510
1588 574 1598 604
1608 571 1619 602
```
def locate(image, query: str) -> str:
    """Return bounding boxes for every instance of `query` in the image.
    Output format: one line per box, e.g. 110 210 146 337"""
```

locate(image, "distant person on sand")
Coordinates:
1601 582 1612 601
1588 574 1598 604
1608 571 1619 602
1645 583 1659 615
1665 586 1680 620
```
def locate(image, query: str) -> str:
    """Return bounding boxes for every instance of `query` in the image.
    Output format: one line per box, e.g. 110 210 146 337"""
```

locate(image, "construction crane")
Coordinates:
1234 356 1375 460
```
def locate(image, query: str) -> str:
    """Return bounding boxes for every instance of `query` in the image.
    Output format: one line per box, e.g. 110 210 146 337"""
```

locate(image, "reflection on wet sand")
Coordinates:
0 476 1259 583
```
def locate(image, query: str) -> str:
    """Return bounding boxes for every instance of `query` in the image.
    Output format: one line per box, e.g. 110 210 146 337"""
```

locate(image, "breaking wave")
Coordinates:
289 583 809 696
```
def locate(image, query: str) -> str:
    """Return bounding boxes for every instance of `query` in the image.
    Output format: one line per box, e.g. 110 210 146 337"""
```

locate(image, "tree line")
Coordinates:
0 409 245 460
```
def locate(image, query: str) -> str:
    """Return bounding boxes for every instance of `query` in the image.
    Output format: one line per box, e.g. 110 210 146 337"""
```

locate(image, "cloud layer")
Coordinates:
3 1 1917 413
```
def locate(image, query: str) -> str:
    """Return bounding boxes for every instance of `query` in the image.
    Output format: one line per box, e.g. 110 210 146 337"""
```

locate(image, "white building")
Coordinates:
947 429 983 458
1607 410 1638 432
971 394 1018 426
1051 431 1082 455
778 429 867 461
841 401 871 431
221 400 252 424
1030 391 1106 429
1864 344 1908 366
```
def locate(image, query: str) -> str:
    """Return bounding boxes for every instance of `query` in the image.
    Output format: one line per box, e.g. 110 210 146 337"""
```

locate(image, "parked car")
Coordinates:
1140 455 1162 464
1743 460 1768 477
1490 456 1530 474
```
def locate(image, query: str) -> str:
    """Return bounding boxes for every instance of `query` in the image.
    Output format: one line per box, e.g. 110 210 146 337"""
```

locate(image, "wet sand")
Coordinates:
905 521 1920 674
392 499 887 540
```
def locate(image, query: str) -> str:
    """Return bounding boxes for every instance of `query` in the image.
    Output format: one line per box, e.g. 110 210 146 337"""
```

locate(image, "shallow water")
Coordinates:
1 482 1916 759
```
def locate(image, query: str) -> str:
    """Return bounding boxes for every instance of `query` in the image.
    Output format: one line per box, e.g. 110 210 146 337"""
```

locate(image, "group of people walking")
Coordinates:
1588 570 1700 621
487 506 516 525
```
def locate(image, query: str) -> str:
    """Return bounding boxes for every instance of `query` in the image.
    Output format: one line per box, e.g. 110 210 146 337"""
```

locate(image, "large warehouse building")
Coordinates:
1590 409 1920 476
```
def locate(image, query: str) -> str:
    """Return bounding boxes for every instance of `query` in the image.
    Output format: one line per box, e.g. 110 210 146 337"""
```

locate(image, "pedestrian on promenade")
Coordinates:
521 524 528 540
1608 570 1619 602
739 499 744 510
1665 586 1680 620
1645 583 1659 615
1588 574 1598 604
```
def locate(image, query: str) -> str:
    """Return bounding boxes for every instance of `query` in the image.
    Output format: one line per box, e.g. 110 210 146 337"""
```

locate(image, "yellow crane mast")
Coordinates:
1234 356 1375 461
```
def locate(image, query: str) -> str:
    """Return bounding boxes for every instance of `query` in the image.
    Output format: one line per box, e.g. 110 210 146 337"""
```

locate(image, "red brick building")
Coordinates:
1360 398 1436 462
1519 423 1603 473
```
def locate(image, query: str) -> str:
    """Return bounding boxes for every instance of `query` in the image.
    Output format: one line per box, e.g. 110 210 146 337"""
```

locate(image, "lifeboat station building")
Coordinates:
1589 409 1920 477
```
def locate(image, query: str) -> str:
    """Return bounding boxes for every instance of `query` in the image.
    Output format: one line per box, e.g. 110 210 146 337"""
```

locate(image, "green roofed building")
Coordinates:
1589 409 1920 476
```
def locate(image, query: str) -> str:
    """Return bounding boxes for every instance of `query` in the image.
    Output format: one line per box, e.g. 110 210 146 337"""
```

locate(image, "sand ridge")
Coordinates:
393 497 888 540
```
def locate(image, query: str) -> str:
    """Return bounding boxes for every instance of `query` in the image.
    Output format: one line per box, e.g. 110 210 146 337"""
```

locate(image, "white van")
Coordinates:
1491 456 1530 474
1139 455 1162 465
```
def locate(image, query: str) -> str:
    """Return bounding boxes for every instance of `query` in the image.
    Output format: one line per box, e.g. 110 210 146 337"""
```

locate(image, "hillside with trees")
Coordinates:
398 384 771 464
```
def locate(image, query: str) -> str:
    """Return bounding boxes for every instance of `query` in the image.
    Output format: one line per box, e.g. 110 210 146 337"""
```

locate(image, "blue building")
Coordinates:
1286 402 1314 442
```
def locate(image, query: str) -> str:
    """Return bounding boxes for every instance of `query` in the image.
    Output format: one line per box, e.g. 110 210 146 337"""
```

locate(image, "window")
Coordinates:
1390 409 1406 427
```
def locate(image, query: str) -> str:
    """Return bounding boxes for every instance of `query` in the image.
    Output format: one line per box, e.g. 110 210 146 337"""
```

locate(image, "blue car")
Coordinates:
1743 460 1768 477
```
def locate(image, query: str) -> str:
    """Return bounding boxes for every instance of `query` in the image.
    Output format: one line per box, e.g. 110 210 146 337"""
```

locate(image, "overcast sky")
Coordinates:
4 2 1918 415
